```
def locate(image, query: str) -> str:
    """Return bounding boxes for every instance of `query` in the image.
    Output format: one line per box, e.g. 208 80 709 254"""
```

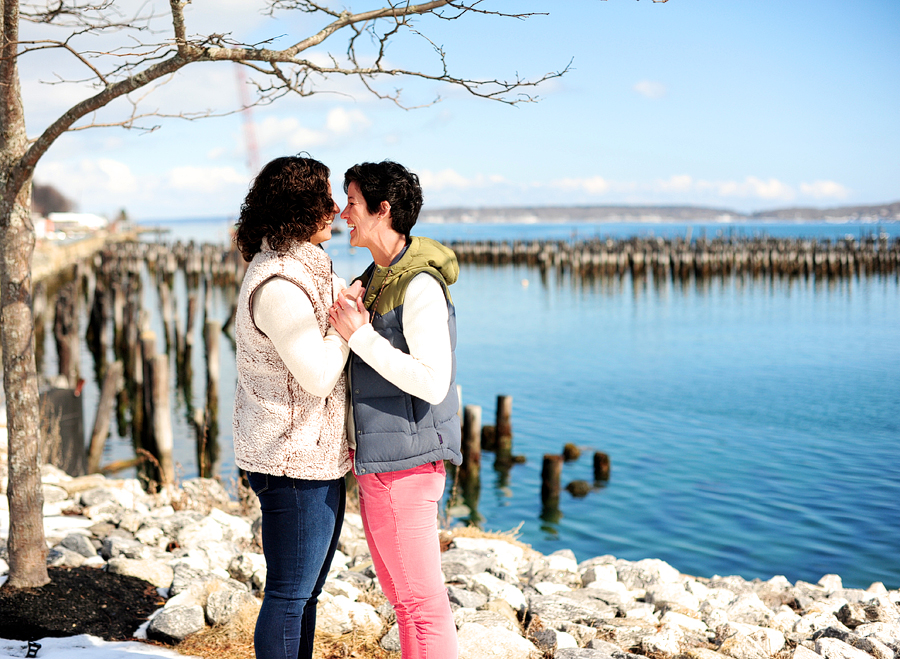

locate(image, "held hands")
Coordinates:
329 280 369 341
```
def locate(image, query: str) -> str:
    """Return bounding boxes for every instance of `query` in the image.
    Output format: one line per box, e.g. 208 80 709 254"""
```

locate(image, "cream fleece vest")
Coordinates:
232 240 349 480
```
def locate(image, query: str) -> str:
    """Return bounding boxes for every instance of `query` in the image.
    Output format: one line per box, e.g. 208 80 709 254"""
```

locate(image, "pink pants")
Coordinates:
355 460 458 659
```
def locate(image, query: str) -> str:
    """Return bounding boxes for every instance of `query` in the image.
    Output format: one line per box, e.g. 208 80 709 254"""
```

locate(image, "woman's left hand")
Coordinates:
329 294 370 341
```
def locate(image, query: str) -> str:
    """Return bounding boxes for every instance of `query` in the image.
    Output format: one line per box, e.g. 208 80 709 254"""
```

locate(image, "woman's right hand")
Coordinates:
334 280 364 313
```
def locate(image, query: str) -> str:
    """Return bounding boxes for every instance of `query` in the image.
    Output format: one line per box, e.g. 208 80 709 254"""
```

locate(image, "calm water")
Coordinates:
58 218 900 590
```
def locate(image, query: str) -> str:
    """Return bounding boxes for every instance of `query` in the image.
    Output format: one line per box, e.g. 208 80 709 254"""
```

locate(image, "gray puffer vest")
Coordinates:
350 236 462 476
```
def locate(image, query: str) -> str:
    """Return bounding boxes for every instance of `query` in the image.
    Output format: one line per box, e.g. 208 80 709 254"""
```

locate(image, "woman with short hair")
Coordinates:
330 160 462 659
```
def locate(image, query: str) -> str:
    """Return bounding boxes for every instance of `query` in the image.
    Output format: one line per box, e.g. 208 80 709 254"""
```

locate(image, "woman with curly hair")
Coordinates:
232 155 349 659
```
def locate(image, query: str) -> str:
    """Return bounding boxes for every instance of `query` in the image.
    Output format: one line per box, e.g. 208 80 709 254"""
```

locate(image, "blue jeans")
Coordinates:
247 472 346 659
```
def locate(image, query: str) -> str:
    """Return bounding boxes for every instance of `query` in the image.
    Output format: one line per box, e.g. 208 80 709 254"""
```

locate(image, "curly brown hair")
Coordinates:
233 156 334 262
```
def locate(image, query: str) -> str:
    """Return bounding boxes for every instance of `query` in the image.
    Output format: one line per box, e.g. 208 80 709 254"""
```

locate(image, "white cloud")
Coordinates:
419 169 477 191
255 107 371 152
256 116 327 150
800 180 849 200
695 176 795 201
418 169 506 192
166 166 246 193
38 158 138 197
551 176 611 195
654 175 694 193
633 80 667 99
325 107 371 134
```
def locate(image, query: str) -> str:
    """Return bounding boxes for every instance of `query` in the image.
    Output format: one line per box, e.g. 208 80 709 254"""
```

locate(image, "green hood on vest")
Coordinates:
400 236 459 286
360 236 459 314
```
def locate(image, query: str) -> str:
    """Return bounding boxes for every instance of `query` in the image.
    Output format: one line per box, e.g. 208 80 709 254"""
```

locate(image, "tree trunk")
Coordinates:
1 0 49 589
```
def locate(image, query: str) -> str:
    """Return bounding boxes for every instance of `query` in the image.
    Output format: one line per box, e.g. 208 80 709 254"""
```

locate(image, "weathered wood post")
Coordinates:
53 281 80 388
201 319 221 478
460 405 482 486
87 360 124 474
540 453 563 524
495 394 513 467
149 354 175 488
593 451 611 482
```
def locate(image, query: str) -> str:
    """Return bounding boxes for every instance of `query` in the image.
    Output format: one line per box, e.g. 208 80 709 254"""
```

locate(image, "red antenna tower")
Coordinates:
234 64 261 176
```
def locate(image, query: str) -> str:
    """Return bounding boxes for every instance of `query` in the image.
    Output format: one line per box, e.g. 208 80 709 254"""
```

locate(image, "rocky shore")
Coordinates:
1 466 898 659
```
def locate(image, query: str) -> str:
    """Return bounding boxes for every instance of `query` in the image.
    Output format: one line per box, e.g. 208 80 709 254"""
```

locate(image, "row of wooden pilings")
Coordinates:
37 237 246 489
452 395 610 525
448 232 900 280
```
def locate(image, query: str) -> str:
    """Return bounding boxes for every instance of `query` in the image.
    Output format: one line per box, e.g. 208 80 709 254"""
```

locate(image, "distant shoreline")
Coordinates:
418 200 900 224
136 200 900 226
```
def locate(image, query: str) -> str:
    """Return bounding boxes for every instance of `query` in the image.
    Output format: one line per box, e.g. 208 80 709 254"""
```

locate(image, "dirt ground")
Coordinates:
0 566 164 642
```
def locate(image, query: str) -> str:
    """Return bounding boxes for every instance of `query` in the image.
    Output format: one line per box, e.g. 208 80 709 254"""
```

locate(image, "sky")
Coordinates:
20 0 900 221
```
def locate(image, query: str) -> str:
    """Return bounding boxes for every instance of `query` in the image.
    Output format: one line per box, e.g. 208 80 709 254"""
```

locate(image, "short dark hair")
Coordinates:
233 155 333 262
343 161 423 238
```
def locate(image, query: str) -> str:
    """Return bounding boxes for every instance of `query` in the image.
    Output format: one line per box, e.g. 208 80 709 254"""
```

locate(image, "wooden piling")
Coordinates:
201 319 221 478
53 282 80 388
88 360 124 474
460 405 482 485
149 353 175 487
541 453 563 506
593 451 611 481
495 395 513 465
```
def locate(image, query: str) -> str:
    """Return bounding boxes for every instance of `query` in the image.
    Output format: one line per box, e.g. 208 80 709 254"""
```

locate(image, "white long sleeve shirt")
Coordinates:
347 273 452 406
252 274 350 398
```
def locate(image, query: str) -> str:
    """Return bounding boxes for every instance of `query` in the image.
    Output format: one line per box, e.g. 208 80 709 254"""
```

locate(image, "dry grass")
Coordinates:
440 521 535 555
173 601 397 659
174 601 258 659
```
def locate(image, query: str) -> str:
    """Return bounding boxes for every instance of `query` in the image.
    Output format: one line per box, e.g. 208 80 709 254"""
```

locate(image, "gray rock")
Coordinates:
837 603 870 629
80 487 119 507
814 626 897 659
585 638 646 659
793 645 824 659
456 622 538 659
380 623 401 652
645 582 700 612
527 593 616 627
170 563 220 596
205 588 258 626
46 546 86 567
708 576 756 596
442 547 497 578
117 510 145 534
101 536 151 560
107 557 175 590
528 568 583 589
558 650 619 659
815 637 873 659
454 608 519 634
156 510 206 539
615 558 680 590
527 628 557 654
60 533 97 558
594 619 658 648
147 605 206 644
42 483 69 504
552 620 598 646
725 593 775 626
448 584 488 609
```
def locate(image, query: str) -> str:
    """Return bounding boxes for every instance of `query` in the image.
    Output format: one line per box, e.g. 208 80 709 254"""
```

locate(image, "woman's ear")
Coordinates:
379 200 391 218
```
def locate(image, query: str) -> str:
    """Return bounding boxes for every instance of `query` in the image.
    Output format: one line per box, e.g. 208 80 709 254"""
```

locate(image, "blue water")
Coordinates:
76 218 900 589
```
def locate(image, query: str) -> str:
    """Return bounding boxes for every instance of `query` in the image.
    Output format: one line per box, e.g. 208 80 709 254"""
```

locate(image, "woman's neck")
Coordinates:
370 231 407 267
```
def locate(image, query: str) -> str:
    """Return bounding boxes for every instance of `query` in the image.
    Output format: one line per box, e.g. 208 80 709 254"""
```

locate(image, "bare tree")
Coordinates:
0 0 576 590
